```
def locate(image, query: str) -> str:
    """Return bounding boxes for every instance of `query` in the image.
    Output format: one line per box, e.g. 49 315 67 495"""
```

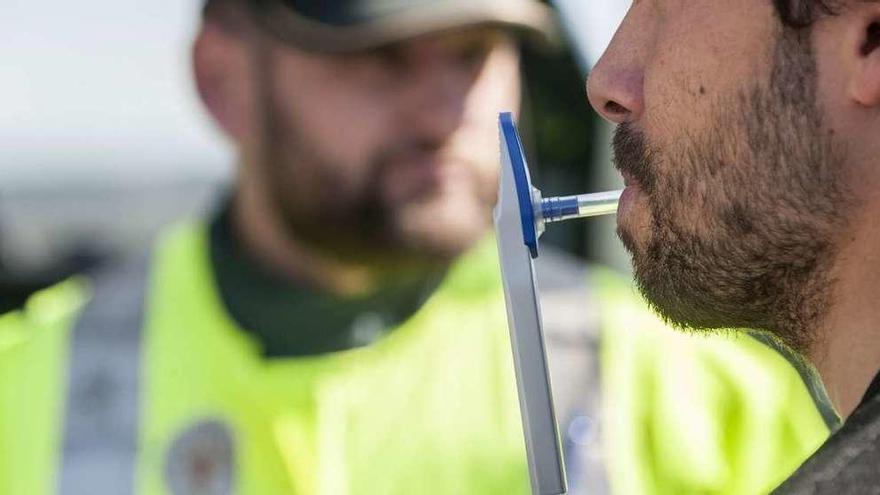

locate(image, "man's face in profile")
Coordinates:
588 0 860 353
248 28 521 266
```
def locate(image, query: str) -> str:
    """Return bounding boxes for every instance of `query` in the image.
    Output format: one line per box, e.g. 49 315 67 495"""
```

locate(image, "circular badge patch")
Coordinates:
164 419 236 495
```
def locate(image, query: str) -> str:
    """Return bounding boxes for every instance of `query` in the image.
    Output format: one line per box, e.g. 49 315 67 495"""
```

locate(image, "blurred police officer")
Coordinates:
64 2 575 493
16 1 831 494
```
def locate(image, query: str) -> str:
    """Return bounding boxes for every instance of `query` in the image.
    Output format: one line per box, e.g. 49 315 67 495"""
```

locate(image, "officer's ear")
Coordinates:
848 9 880 107
192 13 255 142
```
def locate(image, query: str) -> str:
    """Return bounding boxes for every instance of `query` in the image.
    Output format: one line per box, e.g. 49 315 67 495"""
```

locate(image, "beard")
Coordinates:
253 61 495 269
613 28 852 354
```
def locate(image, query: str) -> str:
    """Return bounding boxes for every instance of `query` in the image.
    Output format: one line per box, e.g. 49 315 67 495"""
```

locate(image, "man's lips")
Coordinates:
618 171 642 220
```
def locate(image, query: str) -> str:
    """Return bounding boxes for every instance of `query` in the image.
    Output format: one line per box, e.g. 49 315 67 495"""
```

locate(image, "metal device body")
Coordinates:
495 113 567 495
494 112 620 495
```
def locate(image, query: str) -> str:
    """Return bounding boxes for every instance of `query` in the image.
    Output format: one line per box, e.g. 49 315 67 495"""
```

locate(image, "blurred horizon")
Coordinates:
1 0 230 187
1 0 630 283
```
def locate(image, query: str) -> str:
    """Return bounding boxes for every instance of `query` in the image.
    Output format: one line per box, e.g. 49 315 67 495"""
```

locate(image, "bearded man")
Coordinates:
587 0 880 491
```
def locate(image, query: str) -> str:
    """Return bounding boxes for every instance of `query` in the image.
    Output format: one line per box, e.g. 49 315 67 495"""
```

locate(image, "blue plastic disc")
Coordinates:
499 112 539 258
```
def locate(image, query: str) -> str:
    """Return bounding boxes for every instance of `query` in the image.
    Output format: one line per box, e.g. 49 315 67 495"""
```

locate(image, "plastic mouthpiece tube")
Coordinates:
540 189 623 224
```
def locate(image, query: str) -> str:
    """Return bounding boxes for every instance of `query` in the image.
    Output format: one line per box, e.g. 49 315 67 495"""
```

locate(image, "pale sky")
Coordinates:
554 0 629 70
1 0 229 186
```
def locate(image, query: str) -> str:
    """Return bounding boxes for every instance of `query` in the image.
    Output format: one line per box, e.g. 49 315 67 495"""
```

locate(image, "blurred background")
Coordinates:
0 0 630 312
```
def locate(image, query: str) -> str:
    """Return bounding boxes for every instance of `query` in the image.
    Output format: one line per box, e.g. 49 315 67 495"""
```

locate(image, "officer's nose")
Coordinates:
416 77 468 141
399 50 474 142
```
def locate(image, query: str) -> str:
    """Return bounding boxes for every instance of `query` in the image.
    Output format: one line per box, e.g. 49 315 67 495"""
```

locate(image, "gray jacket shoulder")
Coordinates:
772 393 880 494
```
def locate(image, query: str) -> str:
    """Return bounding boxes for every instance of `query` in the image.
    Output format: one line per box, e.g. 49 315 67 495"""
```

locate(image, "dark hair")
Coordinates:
773 0 839 28
201 0 252 32
202 0 238 19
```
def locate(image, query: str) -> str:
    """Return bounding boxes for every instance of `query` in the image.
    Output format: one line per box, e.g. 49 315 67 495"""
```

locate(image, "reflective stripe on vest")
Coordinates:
60 253 150 495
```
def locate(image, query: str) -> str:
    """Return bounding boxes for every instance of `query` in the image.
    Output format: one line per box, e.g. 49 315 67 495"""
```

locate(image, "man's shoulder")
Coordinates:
773 393 880 494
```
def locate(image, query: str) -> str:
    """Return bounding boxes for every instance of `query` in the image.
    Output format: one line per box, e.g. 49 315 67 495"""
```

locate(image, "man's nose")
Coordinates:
587 58 645 125
586 17 646 125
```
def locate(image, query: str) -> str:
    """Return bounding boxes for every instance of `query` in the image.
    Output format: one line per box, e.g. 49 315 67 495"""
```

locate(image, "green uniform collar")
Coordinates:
208 202 444 358
749 332 843 430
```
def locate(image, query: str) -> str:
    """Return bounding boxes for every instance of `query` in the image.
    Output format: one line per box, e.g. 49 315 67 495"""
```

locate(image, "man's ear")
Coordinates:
192 19 254 141
849 11 880 107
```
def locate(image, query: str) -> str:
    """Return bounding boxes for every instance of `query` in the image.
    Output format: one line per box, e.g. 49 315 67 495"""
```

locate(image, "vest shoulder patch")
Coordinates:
164 419 236 495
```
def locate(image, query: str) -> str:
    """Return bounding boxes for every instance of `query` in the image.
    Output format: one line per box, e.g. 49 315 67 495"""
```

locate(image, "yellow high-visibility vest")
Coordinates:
136 223 530 494
0 280 86 495
5 221 830 494
593 268 830 494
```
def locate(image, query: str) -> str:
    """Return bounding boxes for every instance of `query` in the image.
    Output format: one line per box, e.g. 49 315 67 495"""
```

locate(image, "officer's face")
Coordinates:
242 28 520 265
586 0 878 353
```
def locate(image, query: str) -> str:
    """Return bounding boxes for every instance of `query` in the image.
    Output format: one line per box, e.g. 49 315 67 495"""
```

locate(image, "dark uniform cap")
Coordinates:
244 0 559 52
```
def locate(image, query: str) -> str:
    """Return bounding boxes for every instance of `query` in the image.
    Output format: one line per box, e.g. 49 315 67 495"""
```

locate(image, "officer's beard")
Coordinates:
614 28 853 355
252 59 493 273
